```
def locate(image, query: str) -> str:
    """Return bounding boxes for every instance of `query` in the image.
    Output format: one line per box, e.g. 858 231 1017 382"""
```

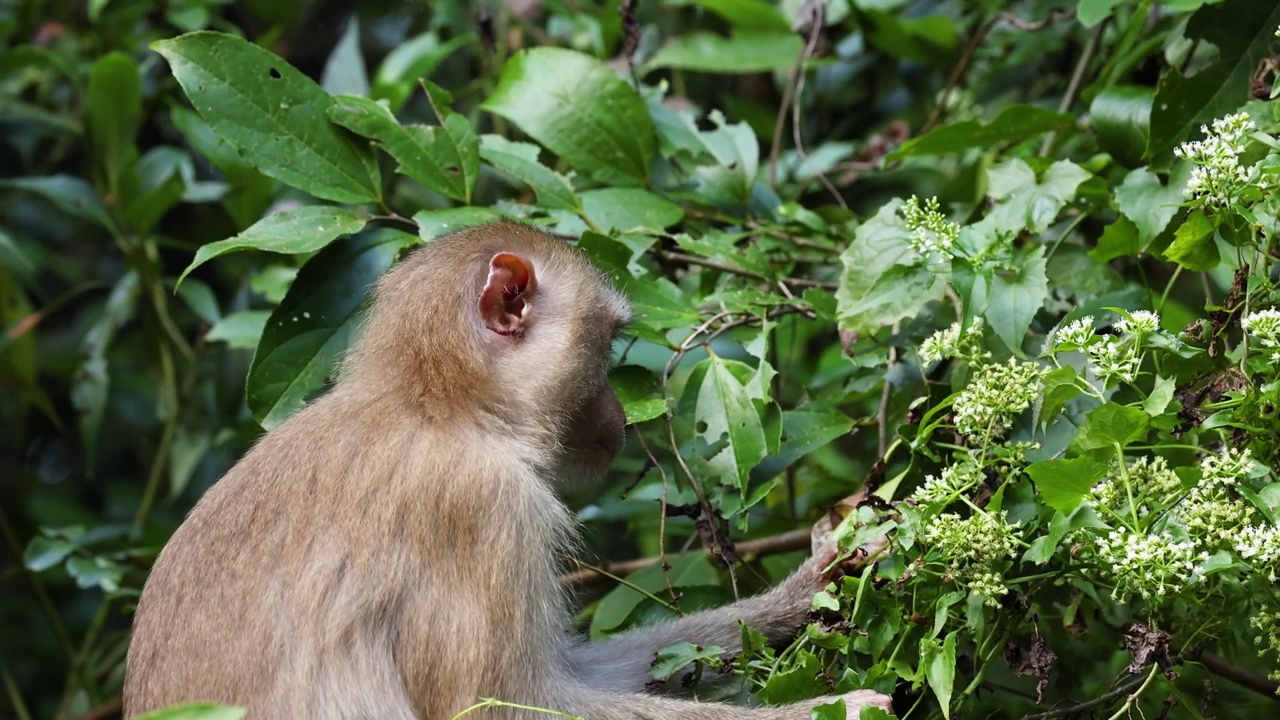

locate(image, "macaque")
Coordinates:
124 220 892 719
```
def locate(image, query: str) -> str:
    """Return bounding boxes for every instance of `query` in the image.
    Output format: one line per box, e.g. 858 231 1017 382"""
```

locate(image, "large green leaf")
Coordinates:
693 356 769 494
836 200 931 334
179 205 368 285
580 188 683 232
329 91 477 203
645 32 803 74
889 105 1075 160
1147 0 1280 159
1026 457 1108 514
153 31 382 204
478 134 580 210
246 229 417 429
86 52 141 197
483 47 655 187
0 176 116 232
985 246 1048 352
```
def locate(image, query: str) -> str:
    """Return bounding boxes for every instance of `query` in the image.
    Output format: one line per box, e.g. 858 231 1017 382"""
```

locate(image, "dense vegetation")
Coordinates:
4 0 1280 718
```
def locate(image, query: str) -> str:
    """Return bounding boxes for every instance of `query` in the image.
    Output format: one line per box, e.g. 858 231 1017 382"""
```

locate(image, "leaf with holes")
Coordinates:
692 356 769 495
153 31 381 204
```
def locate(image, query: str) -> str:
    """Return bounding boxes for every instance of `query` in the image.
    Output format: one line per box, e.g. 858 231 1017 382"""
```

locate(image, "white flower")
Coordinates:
952 358 1046 437
1095 528 1201 602
913 462 983 506
900 195 960 261
1085 336 1140 384
1048 316 1095 352
1243 308 1280 361
920 319 986 365
1236 523 1280 565
1116 310 1160 336
1174 112 1257 208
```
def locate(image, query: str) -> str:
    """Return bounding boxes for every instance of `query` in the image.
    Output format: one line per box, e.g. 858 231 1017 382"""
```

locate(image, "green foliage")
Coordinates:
5 1 1280 719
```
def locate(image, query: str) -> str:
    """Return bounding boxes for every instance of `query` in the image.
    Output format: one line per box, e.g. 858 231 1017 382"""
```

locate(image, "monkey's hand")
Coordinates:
836 688 895 715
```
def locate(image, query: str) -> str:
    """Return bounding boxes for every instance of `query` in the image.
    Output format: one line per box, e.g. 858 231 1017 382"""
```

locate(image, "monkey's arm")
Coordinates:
568 561 819 693
549 680 892 719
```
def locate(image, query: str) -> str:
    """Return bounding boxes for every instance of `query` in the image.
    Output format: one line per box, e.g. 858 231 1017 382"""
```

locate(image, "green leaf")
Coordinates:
612 365 667 424
1026 457 1108 514
750 403 855 484
1038 365 1082 427
982 160 1091 235
1069 402 1150 455
180 206 366 285
985 246 1048 351
1114 167 1184 247
23 535 75 572
675 0 790 33
65 555 123 592
372 31 475 113
889 105 1075 159
87 52 142 195
205 310 270 350
412 207 507 242
483 47 655 187
328 91 476 203
645 32 803 73
1164 209 1219 270
863 11 959 66
247 229 417 429
840 263 945 336
1089 216 1140 263
153 31 382 204
580 188 683 232
922 631 957 718
649 641 726 682
132 703 246 720
320 18 369 97
1022 511 1072 564
1147 0 1280 158
1089 86 1152 168
591 553 719 635
478 134 580 210
694 356 769 494
1077 0 1127 27
0 176 116 231
1143 375 1177 416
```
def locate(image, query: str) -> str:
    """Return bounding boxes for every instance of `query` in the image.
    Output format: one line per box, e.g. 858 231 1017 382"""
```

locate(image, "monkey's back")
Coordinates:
123 391 429 718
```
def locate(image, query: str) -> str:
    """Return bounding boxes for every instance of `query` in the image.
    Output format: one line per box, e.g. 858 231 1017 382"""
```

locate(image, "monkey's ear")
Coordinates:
479 252 537 337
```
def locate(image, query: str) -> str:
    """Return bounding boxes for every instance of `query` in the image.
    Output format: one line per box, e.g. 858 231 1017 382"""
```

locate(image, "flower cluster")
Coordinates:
924 510 1020 604
900 195 960 261
952 358 1046 437
1198 446 1254 491
1116 310 1160 337
1095 528 1202 602
1236 524 1280 573
1173 112 1260 208
1088 455 1183 520
1242 308 1280 363
913 461 983 506
1047 312 1163 385
1250 605 1280 686
1048 315 1095 351
920 319 987 365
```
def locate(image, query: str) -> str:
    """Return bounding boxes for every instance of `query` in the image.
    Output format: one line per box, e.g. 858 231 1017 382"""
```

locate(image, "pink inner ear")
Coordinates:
478 252 537 337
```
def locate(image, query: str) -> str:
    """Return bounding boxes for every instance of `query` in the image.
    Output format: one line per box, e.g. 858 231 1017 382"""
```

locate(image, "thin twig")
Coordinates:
560 528 813 587
1040 20 1103 156
924 10 1076 133
659 250 838 290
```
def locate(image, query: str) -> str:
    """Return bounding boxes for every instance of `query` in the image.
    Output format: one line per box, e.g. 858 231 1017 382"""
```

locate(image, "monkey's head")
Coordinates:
349 221 631 486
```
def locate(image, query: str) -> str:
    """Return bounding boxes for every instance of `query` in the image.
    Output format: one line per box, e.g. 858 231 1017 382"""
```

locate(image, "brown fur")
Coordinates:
123 221 891 719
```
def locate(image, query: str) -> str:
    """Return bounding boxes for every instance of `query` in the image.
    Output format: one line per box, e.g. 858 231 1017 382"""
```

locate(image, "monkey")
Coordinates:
123 220 893 720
